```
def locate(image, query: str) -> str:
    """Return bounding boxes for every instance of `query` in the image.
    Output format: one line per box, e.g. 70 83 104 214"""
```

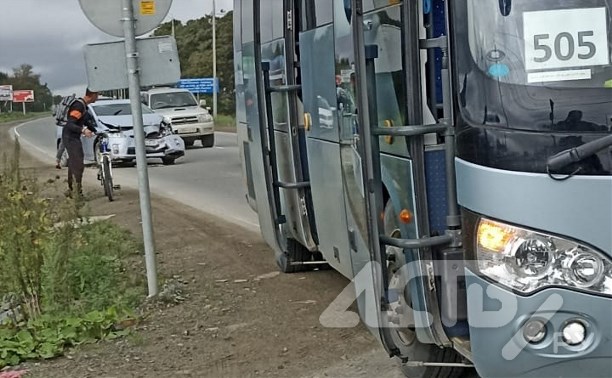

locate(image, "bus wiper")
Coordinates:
547 134 612 171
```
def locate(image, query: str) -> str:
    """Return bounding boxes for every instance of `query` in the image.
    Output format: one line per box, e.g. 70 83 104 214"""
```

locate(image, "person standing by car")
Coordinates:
62 88 98 196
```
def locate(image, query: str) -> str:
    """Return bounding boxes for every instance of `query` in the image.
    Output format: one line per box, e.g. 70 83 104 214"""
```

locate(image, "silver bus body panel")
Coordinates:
466 269 612 377
305 137 354 278
240 38 282 252
456 158 612 254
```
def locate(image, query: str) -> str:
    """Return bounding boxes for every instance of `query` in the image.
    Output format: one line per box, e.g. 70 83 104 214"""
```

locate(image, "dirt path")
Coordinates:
1 121 404 378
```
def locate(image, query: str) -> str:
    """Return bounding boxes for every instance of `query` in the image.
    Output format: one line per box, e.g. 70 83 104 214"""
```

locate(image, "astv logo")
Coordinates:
318 261 567 360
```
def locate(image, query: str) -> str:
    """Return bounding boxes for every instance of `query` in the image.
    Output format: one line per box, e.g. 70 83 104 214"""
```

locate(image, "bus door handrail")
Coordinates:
267 84 302 93
261 62 285 225
372 123 448 137
274 181 311 189
379 234 452 249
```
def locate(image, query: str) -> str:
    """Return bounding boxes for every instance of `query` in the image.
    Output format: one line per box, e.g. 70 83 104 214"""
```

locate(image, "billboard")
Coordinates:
0 85 12 101
12 90 34 103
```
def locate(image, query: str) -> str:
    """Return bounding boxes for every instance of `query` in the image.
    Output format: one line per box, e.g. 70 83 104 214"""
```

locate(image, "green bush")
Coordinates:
0 141 144 368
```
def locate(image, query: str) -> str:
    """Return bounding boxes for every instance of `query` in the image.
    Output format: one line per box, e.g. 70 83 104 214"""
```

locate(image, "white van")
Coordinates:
141 87 215 147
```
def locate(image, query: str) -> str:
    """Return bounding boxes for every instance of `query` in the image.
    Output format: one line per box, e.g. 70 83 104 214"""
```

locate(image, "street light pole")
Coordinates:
212 0 217 118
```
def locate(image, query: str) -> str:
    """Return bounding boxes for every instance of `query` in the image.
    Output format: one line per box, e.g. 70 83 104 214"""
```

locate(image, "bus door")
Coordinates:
236 0 317 259
234 0 281 252
347 0 467 368
258 0 318 255
297 0 358 278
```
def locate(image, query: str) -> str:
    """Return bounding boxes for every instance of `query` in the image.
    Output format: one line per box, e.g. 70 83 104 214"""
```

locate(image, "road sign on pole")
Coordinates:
177 78 218 94
80 0 169 297
78 0 172 37
84 36 180 92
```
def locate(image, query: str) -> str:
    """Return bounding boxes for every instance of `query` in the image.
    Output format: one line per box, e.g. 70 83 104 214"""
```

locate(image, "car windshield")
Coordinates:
453 0 611 132
149 92 198 109
92 103 155 116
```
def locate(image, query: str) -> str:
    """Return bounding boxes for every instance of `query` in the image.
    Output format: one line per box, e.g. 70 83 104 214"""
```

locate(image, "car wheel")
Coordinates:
162 156 176 165
201 134 214 148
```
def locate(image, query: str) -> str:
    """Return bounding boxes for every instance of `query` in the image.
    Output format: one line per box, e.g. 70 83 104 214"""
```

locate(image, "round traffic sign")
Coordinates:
79 0 172 37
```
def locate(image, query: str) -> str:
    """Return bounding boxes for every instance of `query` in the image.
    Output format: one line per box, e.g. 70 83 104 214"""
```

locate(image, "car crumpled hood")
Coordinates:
97 114 162 136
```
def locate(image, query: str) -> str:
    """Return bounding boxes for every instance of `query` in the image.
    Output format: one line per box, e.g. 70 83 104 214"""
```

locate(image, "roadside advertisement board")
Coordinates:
0 85 12 101
12 90 35 103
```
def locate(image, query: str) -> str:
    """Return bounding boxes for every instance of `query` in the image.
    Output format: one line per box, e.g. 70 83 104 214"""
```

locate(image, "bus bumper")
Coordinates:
465 269 612 378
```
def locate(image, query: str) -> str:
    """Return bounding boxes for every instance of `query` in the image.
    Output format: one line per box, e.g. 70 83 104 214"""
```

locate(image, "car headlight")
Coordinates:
197 114 212 123
475 218 611 295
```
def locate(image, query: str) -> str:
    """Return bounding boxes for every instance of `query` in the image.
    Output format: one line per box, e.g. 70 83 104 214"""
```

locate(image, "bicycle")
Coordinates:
96 132 114 201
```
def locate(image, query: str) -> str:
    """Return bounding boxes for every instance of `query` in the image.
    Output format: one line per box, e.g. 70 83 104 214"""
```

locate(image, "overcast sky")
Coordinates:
0 0 233 96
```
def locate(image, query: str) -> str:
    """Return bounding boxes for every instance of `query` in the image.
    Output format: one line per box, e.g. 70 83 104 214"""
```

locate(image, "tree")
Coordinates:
154 11 235 115
1 64 53 113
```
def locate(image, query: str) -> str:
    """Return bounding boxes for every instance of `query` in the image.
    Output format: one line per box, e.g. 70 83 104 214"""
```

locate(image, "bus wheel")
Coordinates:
383 201 465 378
275 238 311 273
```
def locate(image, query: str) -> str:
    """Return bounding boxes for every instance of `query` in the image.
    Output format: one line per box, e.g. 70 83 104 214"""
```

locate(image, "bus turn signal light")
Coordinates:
399 209 413 224
477 219 515 253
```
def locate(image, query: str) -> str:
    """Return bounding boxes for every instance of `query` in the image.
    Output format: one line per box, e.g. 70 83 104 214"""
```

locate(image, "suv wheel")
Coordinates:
201 134 214 148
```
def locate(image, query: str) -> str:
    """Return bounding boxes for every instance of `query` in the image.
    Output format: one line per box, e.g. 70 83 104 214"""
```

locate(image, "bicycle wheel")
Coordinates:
102 155 114 202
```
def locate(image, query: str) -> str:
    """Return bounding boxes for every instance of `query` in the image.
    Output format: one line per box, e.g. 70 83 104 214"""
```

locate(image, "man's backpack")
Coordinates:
54 95 84 126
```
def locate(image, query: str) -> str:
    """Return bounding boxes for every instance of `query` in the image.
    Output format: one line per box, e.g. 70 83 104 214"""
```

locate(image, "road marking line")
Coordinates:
12 120 56 161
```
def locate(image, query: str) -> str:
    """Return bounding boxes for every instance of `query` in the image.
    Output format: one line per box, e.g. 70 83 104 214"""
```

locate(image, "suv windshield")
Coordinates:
150 92 198 109
453 0 611 133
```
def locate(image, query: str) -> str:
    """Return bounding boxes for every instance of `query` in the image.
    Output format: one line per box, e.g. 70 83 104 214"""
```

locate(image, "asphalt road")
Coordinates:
13 117 259 231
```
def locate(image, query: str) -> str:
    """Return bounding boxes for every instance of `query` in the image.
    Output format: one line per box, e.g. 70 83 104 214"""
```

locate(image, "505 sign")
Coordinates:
524 8 609 71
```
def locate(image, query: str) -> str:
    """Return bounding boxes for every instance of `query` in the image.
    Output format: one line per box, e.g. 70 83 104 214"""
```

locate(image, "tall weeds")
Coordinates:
0 140 144 368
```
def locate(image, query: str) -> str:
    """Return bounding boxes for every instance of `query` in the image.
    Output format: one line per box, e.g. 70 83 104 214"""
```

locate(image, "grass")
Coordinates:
0 111 51 124
214 114 236 130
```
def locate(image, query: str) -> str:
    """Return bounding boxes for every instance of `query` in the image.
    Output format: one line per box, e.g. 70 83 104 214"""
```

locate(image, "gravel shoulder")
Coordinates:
1 120 404 378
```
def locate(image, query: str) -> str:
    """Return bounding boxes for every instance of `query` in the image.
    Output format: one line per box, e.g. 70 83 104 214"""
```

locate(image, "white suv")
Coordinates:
142 87 215 147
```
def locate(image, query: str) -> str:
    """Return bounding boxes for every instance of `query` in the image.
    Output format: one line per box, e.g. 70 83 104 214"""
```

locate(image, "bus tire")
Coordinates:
275 238 310 273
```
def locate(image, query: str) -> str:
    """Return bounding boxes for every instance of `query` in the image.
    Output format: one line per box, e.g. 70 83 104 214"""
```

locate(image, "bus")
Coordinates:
233 0 612 377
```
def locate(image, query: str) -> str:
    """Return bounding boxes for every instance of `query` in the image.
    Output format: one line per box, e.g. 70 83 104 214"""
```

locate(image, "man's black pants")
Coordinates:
64 137 84 192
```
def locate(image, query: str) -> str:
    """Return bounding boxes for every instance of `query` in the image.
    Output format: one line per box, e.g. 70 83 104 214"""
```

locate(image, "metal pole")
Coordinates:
121 0 158 297
22 102 25 115
212 0 217 118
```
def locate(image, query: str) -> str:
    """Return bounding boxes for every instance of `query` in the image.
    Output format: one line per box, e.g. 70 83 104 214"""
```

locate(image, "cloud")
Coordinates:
0 0 233 96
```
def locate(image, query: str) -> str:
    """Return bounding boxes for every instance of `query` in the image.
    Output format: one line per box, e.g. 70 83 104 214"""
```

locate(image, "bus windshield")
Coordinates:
454 0 611 133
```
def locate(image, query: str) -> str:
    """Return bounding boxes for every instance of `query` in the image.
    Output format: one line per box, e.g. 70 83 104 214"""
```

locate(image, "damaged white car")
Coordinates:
86 99 185 165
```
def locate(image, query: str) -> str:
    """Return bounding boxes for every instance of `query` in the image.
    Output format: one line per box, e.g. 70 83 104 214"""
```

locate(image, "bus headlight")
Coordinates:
475 218 611 295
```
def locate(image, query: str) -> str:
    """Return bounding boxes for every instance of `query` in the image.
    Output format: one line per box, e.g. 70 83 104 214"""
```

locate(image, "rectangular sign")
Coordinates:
12 90 34 103
527 68 592 83
177 78 218 94
523 7 609 71
0 85 12 101
85 36 180 91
